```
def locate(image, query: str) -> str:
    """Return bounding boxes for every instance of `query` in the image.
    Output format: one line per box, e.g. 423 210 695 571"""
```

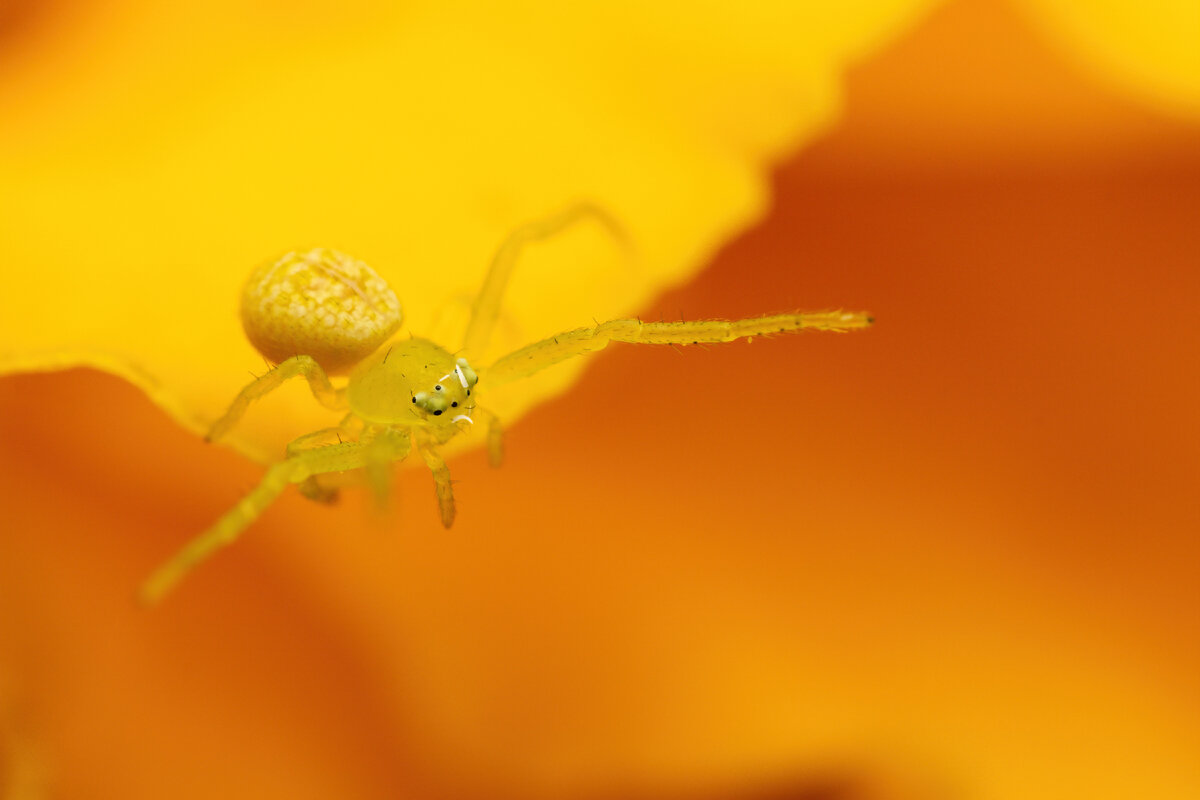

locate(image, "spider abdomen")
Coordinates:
241 248 402 375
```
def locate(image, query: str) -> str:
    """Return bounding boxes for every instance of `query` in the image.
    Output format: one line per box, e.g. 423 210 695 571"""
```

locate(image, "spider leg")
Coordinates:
461 202 629 359
475 407 505 468
285 425 349 458
207 355 348 443
362 427 412 511
140 436 409 604
484 311 873 387
297 473 351 504
414 435 455 528
285 414 365 503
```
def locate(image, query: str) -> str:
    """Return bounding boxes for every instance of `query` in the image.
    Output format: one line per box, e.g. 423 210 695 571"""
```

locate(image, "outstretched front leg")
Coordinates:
140 435 409 604
207 355 349 443
484 311 874 387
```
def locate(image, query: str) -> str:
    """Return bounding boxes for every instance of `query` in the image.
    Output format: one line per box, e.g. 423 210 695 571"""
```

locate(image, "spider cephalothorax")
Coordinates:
141 204 872 604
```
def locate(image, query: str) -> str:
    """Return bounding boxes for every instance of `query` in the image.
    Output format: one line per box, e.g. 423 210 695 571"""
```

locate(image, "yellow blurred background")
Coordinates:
1 1 1197 798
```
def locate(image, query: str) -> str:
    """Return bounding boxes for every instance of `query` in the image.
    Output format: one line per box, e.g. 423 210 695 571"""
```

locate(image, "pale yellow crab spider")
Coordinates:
140 204 873 604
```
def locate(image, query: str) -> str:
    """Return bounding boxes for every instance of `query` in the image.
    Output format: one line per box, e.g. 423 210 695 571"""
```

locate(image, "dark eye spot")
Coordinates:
435 385 442 391
451 401 458 407
434 409 443 416
466 389 471 396
411 397 416 403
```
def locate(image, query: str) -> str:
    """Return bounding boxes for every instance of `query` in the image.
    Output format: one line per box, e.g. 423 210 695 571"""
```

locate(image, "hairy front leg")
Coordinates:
484 311 874 387
140 436 408 604
207 355 348 443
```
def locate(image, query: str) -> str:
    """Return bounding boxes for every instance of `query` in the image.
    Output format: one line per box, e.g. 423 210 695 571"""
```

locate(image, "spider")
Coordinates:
140 205 873 603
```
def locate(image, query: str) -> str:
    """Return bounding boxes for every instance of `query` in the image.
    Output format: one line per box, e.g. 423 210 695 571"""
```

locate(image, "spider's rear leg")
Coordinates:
207 355 348 443
140 437 408 605
414 435 456 528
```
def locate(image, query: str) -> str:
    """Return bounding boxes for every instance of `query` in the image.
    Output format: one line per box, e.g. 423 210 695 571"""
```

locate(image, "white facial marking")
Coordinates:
451 415 474 424
454 365 468 388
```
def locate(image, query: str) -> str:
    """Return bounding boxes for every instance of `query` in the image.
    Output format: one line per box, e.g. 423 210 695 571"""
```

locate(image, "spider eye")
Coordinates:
455 358 479 387
451 401 458 407
411 397 416 403
435 385 442 391
434 409 443 416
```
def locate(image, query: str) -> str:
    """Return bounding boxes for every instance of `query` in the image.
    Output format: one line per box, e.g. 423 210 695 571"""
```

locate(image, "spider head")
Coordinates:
412 390 449 416
409 358 479 421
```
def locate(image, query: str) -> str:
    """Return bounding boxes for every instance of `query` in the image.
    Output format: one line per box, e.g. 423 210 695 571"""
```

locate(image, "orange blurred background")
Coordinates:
1 1 1198 798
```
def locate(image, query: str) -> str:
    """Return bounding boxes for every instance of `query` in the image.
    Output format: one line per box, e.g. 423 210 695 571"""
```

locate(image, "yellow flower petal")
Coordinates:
0 1 933 462
1016 0 1200 118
